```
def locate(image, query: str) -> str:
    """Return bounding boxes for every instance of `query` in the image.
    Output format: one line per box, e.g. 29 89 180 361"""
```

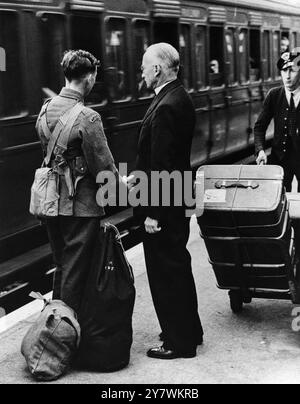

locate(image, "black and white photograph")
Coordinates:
1 0 300 387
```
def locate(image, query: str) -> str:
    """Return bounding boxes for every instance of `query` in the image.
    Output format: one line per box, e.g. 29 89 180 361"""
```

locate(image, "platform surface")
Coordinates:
1 216 300 385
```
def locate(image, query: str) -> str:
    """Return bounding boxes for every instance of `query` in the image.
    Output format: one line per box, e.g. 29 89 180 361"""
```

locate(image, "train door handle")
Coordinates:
107 116 119 125
197 107 209 113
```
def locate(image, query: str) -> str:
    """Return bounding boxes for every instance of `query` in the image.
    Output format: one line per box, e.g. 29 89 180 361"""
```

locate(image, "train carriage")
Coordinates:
1 0 300 311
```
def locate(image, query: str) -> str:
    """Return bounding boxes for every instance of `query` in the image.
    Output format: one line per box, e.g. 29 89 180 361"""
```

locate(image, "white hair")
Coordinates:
146 43 180 74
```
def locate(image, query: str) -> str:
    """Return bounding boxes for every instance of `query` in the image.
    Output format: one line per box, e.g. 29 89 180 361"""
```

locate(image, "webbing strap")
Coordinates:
42 102 85 166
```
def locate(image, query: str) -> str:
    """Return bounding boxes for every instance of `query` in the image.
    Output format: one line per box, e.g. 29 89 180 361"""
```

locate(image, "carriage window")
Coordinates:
40 14 66 95
71 14 105 105
263 31 271 80
273 32 281 79
281 32 290 53
238 30 249 83
0 11 23 118
291 32 297 51
195 26 207 90
134 21 151 98
250 29 261 82
180 25 193 90
209 27 224 87
225 29 237 85
105 19 129 101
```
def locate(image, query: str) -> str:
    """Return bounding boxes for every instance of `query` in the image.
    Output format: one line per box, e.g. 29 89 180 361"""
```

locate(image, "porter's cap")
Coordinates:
277 50 300 71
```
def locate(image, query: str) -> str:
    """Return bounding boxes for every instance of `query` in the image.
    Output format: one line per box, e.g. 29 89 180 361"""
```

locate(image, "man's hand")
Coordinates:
145 217 161 234
121 174 135 190
256 150 267 166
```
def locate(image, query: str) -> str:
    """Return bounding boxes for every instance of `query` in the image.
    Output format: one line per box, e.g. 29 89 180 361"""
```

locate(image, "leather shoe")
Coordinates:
159 332 203 346
147 346 196 360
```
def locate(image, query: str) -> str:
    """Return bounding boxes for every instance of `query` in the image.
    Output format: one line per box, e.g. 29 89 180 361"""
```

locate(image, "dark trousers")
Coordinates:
270 152 300 192
46 216 99 313
143 210 203 353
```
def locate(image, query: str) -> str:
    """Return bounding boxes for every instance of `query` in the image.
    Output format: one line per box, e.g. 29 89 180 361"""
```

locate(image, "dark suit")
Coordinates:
136 79 203 353
254 86 300 191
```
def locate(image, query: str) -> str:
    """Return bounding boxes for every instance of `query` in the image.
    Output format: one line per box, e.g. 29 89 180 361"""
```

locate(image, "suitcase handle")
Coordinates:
215 180 259 189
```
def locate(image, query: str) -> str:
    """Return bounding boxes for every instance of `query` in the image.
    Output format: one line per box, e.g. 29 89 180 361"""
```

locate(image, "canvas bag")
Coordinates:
21 292 81 381
29 102 84 218
76 224 136 372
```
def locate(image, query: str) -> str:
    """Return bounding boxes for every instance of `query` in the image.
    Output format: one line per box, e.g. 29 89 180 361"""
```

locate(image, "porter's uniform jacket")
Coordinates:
254 86 300 161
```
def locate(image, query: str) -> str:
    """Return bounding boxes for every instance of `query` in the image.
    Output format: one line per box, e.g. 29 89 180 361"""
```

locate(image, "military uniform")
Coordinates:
36 88 117 312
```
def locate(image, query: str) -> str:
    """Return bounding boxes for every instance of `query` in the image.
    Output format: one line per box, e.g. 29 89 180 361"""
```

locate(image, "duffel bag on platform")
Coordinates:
76 224 136 372
21 292 81 381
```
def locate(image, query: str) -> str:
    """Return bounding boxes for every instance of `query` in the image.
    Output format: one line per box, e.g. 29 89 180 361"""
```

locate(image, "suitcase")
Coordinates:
197 165 286 238
287 193 300 267
196 165 300 312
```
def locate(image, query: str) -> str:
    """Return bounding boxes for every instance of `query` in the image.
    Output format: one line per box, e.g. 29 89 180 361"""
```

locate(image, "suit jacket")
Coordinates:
135 79 196 223
36 88 117 217
254 86 300 161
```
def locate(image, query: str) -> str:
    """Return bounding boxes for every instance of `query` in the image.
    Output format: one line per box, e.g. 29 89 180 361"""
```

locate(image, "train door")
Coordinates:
249 29 263 146
272 30 281 82
224 28 251 154
290 31 298 50
262 29 273 95
0 9 67 247
105 18 152 173
189 24 210 167
0 9 26 244
208 26 227 160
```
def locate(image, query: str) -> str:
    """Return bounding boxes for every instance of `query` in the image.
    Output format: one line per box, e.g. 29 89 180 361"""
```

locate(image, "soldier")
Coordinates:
255 50 300 192
36 50 120 313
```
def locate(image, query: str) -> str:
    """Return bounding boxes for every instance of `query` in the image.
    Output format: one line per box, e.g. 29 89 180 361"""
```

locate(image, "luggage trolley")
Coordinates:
196 165 300 313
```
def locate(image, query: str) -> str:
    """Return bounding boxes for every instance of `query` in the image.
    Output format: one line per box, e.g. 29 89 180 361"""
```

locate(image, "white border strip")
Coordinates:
0 292 52 334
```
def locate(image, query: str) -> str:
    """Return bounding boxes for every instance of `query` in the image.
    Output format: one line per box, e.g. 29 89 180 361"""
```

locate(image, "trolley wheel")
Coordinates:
229 290 244 313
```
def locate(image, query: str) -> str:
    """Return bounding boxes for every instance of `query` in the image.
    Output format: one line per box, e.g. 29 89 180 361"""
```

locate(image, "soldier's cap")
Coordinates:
277 50 300 71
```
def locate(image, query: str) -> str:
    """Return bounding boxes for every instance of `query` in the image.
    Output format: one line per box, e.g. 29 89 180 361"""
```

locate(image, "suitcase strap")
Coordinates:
215 180 259 190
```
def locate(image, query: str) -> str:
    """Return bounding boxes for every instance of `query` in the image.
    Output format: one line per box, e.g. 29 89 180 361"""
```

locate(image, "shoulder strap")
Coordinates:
44 102 85 166
56 103 85 153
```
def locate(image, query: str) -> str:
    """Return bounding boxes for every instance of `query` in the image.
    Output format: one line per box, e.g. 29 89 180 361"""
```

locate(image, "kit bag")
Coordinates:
76 224 136 372
21 292 81 381
29 102 84 218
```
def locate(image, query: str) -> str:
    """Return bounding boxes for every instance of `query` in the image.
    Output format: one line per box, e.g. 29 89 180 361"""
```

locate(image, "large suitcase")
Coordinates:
196 165 300 312
197 165 286 238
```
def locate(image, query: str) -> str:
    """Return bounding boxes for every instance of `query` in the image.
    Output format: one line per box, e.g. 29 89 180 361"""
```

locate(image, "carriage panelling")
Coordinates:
1 0 300 263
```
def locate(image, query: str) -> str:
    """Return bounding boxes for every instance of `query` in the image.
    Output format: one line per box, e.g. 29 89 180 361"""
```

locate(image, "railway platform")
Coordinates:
1 216 300 385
